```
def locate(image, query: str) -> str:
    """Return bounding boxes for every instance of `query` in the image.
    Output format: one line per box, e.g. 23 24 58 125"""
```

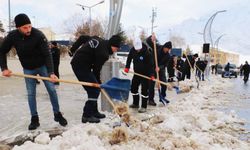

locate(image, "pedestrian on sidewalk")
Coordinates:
0 13 67 130
50 41 60 85
71 34 122 123
224 62 231 78
123 37 154 113
241 61 250 83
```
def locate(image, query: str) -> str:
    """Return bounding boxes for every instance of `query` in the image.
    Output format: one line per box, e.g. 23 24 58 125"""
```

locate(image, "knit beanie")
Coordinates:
163 41 172 49
14 13 31 28
109 35 122 48
51 41 57 46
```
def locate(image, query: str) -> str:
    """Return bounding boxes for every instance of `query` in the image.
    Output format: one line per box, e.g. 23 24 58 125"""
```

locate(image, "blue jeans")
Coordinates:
23 66 60 116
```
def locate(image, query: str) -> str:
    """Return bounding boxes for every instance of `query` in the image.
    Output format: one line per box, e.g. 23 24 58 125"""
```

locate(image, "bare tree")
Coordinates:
0 21 5 33
63 13 85 38
139 29 148 42
169 34 186 48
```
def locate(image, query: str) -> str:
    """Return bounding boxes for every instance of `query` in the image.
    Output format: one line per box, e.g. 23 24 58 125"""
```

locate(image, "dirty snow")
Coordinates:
0 59 249 150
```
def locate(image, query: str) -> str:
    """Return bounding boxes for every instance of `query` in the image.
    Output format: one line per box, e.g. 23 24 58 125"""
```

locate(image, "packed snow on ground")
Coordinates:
1 59 249 150
11 76 250 150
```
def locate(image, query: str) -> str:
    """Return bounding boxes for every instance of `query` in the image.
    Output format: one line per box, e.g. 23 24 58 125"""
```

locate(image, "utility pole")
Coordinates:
8 0 11 32
151 7 157 34
102 0 124 112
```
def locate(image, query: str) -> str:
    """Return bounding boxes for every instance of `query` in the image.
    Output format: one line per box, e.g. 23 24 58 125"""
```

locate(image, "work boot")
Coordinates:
148 100 157 106
82 100 100 123
130 94 139 108
82 116 100 123
94 111 106 119
141 96 148 109
28 116 40 130
138 108 147 113
93 101 106 119
129 104 139 108
54 112 68 126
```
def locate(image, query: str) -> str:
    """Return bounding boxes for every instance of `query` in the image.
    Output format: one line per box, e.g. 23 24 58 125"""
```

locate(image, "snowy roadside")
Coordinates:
10 77 250 149
0 59 249 149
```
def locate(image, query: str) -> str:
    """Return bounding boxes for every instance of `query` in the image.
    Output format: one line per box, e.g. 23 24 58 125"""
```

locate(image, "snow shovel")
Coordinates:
121 70 171 88
152 33 169 106
9 73 130 111
185 55 199 89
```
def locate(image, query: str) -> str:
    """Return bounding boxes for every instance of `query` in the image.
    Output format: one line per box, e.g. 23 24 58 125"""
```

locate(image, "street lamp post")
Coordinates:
203 10 226 48
202 10 226 79
8 0 11 32
76 0 104 35
214 34 226 63
151 7 157 34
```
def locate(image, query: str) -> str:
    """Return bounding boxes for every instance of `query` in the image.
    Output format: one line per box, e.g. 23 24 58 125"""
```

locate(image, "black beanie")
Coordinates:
193 53 199 58
163 41 172 49
14 13 31 28
109 35 122 48
51 41 57 46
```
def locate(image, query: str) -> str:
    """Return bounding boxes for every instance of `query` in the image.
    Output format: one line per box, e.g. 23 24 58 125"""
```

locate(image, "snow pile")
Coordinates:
12 76 250 150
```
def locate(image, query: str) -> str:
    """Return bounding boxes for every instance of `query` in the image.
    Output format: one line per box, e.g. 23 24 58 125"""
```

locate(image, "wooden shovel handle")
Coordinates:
11 73 100 88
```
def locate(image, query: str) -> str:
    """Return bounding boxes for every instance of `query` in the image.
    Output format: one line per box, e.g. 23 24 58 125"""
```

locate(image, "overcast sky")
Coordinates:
0 0 250 62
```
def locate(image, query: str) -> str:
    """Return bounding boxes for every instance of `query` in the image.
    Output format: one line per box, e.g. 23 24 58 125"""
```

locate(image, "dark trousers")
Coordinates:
182 68 191 80
71 65 100 100
197 70 204 81
244 73 249 82
54 63 60 79
149 70 167 101
167 68 175 82
131 75 149 108
71 65 100 117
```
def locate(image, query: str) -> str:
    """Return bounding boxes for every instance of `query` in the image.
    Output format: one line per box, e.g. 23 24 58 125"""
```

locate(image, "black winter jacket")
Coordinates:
0 28 54 73
51 47 60 65
69 35 92 55
242 64 250 74
125 43 154 76
71 36 113 82
145 36 171 71
184 55 195 70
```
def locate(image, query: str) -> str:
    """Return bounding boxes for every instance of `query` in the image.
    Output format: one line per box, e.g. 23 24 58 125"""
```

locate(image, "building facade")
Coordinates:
39 27 55 41
210 48 239 65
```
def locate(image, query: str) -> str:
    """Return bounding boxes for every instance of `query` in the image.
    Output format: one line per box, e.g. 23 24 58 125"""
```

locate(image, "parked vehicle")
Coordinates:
216 64 223 74
221 63 238 78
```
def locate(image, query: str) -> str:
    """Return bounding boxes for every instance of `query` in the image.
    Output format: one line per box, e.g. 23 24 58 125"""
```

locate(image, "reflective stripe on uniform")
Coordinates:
88 98 98 101
131 92 139 96
141 94 149 98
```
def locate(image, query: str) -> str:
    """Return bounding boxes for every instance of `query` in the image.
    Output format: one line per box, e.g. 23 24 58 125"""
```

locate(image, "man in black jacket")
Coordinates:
69 35 92 56
146 35 172 106
196 60 207 81
50 41 60 85
182 53 198 80
167 55 177 82
71 34 122 123
0 13 67 130
124 37 154 113
241 61 250 83
176 56 184 81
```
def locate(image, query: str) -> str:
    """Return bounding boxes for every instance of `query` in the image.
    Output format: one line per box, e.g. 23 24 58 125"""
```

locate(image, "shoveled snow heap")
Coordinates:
13 76 250 150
